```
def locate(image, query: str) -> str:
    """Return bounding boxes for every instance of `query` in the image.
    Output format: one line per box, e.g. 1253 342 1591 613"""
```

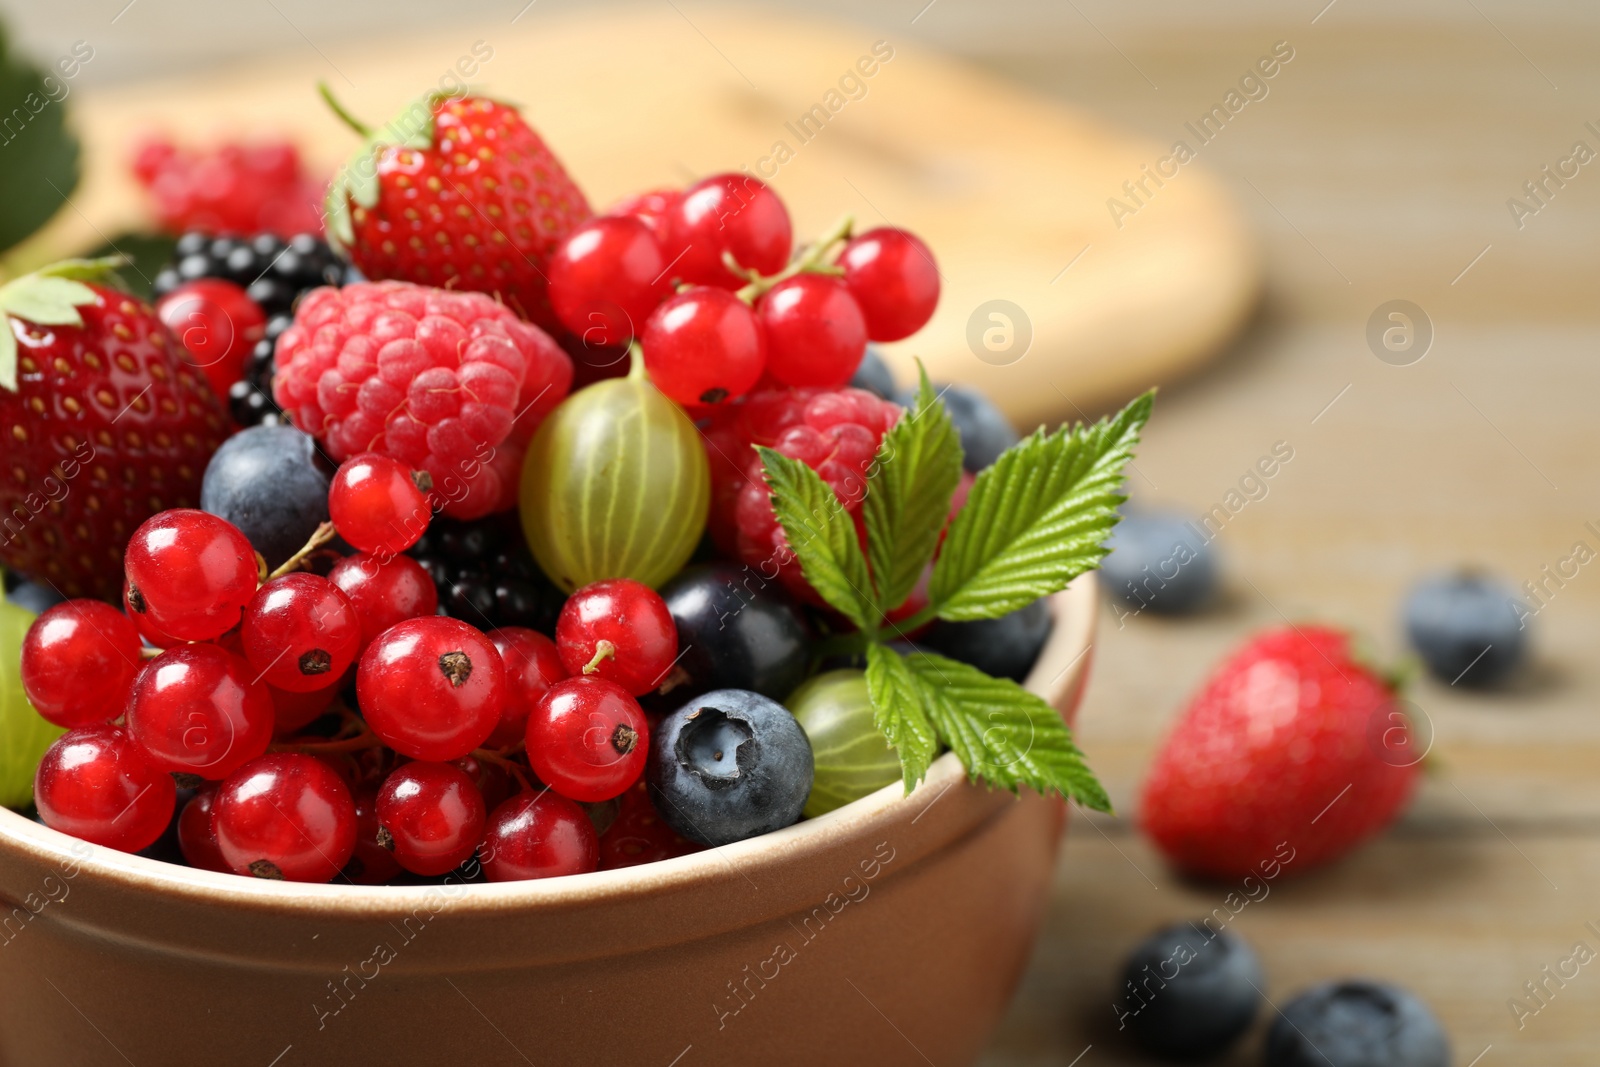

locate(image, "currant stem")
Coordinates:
735 213 855 304
318 82 374 138
270 732 384 755
583 639 616 675
628 340 659 384
472 748 533 792
267 522 339 580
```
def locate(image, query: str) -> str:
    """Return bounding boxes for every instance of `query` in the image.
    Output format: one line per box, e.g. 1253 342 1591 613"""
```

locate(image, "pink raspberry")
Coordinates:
130 135 326 238
702 387 900 603
272 281 573 519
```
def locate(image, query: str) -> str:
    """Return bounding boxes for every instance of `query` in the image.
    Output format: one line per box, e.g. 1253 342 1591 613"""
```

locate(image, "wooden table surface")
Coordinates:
966 8 1600 1065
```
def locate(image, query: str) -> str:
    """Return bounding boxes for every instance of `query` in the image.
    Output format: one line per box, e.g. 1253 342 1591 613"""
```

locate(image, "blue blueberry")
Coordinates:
1101 510 1217 615
200 426 331 570
895 381 1019 472
849 346 897 400
1117 921 1262 1059
1403 571 1527 687
658 564 813 701
919 599 1052 682
648 689 813 847
3 576 64 615
1266 980 1450 1067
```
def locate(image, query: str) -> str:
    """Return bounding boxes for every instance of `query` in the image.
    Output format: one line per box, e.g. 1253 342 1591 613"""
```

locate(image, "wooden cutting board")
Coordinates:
25 5 1257 428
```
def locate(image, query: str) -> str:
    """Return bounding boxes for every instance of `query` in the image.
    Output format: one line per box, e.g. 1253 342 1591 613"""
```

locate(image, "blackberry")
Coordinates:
408 512 565 634
154 232 347 428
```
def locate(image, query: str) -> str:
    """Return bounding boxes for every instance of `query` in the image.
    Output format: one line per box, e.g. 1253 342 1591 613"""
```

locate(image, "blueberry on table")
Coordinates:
920 598 1052 682
1266 980 1450 1067
849 345 898 400
1117 921 1262 1059
1403 571 1527 686
648 690 813 847
658 563 812 700
1101 510 1217 615
199 426 330 570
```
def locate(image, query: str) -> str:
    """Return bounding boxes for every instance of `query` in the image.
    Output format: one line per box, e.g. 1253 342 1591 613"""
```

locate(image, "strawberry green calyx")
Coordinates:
320 83 478 253
0 256 124 392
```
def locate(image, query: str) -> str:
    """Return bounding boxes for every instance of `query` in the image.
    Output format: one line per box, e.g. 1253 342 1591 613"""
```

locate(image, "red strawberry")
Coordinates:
0 260 228 600
1141 625 1420 879
322 88 590 332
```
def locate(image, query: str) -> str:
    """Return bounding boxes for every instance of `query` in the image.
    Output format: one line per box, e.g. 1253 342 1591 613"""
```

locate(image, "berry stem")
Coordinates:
582 639 616 675
269 731 384 755
471 748 533 792
627 340 649 382
267 522 339 580
735 214 854 304
318 82 374 138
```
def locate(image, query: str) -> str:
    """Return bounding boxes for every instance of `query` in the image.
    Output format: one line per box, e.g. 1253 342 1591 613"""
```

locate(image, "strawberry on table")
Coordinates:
1141 625 1421 880
321 87 590 332
0 259 227 601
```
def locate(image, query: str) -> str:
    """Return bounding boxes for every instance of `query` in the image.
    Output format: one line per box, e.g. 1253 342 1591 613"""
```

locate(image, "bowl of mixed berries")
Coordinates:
0 88 1149 1066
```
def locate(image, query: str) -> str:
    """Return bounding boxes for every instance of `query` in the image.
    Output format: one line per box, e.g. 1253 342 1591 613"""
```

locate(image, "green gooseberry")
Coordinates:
788 669 901 818
519 359 710 593
0 590 62 809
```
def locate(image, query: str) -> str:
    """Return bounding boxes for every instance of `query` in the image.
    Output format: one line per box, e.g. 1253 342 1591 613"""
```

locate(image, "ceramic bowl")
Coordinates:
0 576 1097 1067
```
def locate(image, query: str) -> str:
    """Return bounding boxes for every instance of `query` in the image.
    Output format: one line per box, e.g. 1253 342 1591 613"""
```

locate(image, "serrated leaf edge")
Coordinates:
862 361 964 616
757 445 878 633
864 643 939 794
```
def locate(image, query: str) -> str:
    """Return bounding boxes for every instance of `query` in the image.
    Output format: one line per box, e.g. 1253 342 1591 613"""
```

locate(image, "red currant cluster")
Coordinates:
130 136 327 239
21 462 701 882
546 172 940 406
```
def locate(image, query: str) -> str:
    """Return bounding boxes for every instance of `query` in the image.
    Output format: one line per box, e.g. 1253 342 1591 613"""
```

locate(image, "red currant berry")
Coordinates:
758 274 869 388
240 573 361 692
123 509 259 642
347 785 404 885
126 643 275 779
156 278 267 399
609 188 681 237
640 286 765 406
838 227 941 341
487 627 567 749
663 173 792 288
555 578 678 696
525 676 649 803
375 761 487 876
266 679 342 735
599 779 704 870
328 453 433 557
327 553 439 652
177 786 230 872
20 600 143 728
549 215 672 347
213 754 356 882
33 725 177 852
480 791 598 881
356 617 505 761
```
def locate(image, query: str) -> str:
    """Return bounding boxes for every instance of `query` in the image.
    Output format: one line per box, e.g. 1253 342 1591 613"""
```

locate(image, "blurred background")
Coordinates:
4 0 1597 1061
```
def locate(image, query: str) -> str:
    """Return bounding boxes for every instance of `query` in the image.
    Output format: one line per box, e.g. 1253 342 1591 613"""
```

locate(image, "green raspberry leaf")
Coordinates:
904 650 1110 812
865 643 940 793
758 445 878 633
928 390 1154 621
862 362 964 616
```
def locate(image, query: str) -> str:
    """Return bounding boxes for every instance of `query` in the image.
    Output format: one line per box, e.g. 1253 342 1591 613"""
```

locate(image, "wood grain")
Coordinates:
974 10 1600 1065
23 5 1256 428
